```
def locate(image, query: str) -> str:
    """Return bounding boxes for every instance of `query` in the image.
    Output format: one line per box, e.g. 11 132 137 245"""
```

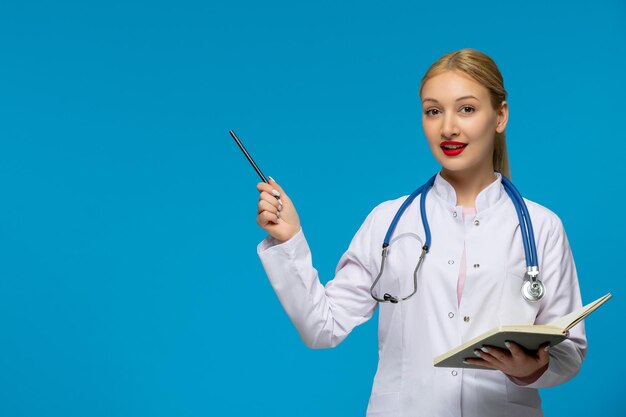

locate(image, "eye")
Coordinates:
425 108 441 117
460 105 475 114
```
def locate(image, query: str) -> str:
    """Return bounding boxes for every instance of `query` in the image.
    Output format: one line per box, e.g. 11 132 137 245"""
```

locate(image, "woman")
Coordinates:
255 48 586 416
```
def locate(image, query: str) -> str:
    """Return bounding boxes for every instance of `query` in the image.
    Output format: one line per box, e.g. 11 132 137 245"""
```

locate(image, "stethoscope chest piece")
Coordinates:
521 278 546 302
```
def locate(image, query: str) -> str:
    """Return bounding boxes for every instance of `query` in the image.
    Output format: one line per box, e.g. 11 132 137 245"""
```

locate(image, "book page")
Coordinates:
548 293 612 331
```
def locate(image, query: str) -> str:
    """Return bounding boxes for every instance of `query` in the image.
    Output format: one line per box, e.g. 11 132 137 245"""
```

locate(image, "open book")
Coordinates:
433 293 612 369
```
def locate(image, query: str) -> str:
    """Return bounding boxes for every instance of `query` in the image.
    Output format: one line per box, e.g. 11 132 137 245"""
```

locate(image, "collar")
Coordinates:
431 171 506 213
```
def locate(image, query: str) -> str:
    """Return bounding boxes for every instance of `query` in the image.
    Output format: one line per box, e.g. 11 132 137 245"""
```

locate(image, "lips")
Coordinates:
440 141 467 156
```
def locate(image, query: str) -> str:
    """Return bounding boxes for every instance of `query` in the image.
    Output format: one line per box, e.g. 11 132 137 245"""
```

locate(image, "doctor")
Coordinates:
255 48 586 417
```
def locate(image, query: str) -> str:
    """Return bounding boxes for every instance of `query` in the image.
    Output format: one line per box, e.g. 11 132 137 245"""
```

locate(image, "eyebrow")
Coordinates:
422 95 480 104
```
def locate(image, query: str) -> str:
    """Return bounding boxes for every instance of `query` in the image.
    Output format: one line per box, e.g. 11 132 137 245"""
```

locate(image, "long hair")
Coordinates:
419 48 510 179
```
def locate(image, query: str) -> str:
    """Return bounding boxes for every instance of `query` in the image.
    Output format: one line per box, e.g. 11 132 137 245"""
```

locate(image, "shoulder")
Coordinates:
522 197 567 240
367 194 412 220
351 195 412 239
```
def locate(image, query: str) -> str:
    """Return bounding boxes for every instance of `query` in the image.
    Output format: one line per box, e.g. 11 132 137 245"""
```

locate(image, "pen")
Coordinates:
228 130 281 203
229 130 269 183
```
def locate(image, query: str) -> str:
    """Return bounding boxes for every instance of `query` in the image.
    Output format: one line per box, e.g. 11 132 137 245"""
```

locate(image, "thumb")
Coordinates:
537 342 551 362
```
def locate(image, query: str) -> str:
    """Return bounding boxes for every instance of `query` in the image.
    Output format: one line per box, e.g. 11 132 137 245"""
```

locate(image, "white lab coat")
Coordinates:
257 172 586 417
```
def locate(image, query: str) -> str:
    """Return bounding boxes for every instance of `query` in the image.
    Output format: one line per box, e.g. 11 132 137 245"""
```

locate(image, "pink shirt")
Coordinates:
457 206 477 306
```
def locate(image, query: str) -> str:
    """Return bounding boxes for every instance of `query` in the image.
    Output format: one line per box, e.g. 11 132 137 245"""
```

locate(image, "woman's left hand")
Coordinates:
464 341 550 384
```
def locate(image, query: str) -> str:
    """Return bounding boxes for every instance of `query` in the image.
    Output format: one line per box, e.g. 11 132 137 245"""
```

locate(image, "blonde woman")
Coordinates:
255 48 585 416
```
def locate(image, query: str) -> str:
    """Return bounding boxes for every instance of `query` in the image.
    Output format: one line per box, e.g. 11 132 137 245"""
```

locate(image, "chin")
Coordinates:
434 151 492 176
436 159 472 173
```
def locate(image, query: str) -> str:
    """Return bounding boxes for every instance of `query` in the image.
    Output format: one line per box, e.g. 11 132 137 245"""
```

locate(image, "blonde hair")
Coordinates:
419 48 511 179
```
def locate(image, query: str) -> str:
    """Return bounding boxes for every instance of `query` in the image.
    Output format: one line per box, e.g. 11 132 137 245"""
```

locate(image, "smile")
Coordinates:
440 141 467 156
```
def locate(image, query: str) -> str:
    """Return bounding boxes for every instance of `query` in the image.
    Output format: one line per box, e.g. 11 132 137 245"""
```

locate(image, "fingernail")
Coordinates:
505 341 511 349
268 176 274 182
462 360 470 365
272 189 281 197
473 350 481 357
481 346 489 353
278 203 283 211
544 345 550 352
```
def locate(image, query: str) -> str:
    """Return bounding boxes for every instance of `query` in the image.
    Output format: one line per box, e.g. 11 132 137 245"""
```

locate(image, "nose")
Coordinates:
441 113 460 139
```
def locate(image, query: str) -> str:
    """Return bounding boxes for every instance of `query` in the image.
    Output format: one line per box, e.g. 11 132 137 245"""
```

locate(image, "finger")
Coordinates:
256 181 267 193
474 348 502 366
464 358 497 369
258 199 278 216
256 179 281 194
268 176 284 194
504 340 527 360
482 345 510 362
259 191 282 211
536 343 551 364
538 342 550 351
259 210 280 225
257 180 284 202
256 180 281 196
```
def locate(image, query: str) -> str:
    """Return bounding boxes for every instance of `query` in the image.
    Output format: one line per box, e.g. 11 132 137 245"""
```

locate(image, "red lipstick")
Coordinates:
440 141 467 156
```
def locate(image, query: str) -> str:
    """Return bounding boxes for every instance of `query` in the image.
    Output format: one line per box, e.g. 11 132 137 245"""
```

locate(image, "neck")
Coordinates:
440 166 497 208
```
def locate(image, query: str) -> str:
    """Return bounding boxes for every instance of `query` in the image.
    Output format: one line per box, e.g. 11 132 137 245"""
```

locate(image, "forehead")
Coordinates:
421 70 489 102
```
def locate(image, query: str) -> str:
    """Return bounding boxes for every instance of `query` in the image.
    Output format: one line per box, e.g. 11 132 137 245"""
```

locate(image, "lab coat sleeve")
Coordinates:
256 210 379 349
508 214 587 388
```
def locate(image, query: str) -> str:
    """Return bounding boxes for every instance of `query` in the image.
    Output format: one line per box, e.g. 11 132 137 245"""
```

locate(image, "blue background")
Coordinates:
1 0 624 415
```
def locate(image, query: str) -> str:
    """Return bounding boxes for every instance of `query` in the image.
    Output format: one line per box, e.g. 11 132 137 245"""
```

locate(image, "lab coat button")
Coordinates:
464 316 470 322
453 212 458 218
473 263 480 268
448 259 454 265
452 370 458 376
474 219 480 226
448 312 454 318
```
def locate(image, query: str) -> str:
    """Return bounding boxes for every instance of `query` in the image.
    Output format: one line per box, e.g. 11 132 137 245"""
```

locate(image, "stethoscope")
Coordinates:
369 172 545 304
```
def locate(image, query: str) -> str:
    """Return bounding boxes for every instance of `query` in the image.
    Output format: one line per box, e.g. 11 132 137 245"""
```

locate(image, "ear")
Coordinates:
495 101 508 133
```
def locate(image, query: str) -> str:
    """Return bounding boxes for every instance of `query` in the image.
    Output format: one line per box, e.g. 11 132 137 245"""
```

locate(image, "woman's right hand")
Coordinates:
256 177 301 243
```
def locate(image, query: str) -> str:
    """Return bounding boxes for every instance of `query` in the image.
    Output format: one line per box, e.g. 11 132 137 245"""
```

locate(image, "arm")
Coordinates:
257 209 379 349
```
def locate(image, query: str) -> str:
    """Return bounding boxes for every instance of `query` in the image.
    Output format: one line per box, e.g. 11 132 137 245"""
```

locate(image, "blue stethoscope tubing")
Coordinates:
370 172 545 304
